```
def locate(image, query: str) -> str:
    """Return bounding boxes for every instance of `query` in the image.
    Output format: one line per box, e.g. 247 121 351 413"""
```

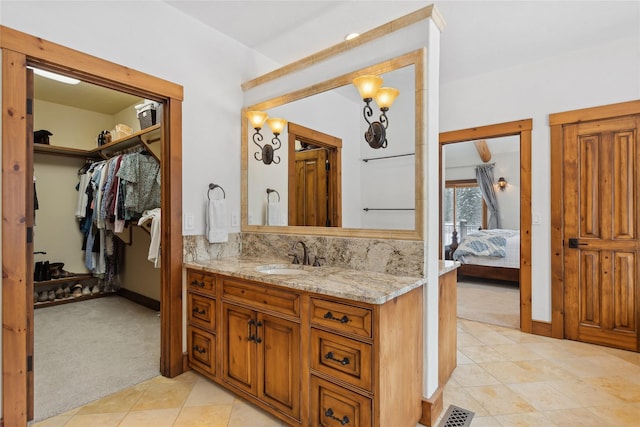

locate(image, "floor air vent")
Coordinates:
438 405 475 427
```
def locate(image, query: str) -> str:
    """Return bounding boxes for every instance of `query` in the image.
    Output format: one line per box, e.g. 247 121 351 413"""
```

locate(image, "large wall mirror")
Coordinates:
242 50 424 240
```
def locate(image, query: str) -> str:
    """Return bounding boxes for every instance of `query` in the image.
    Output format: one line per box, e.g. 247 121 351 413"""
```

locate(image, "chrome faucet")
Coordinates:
290 241 311 265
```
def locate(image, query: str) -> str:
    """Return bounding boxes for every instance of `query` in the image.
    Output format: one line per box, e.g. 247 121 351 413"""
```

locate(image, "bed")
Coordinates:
451 229 520 283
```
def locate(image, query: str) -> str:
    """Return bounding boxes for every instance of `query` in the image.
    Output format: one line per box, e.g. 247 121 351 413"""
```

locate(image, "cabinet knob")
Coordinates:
191 279 205 288
192 345 206 354
192 307 206 315
325 408 350 425
324 311 349 324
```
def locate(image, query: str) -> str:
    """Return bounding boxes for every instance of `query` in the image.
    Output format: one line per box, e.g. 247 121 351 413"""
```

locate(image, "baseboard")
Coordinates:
117 288 160 311
420 385 443 426
532 320 552 337
182 351 191 373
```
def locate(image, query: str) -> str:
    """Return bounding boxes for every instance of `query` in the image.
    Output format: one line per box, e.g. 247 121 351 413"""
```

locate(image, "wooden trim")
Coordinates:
531 320 553 337
182 352 191 373
420 385 444 427
549 124 565 339
0 25 183 101
439 119 533 333
241 5 443 91
1 27 185 424
549 99 640 126
243 50 424 241
117 288 161 312
440 119 533 145
2 49 30 427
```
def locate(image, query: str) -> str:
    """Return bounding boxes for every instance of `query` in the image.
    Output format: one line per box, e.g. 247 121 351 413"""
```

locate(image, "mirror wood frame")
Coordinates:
242 49 424 240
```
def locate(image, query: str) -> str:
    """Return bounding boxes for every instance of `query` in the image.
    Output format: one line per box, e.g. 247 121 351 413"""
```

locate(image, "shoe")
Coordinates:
91 284 100 295
72 284 83 298
34 291 38 303
55 287 64 299
63 285 71 298
47 290 55 301
38 291 48 302
34 261 44 282
82 286 91 296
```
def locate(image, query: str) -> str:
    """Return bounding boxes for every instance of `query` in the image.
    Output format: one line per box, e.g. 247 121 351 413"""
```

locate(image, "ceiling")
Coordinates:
34 1 639 116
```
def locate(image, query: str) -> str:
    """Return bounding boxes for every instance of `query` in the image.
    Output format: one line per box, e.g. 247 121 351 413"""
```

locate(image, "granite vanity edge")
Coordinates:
184 258 427 305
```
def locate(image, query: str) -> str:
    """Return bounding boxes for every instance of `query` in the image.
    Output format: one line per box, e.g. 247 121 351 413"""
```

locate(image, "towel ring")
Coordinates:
266 188 280 202
208 183 226 200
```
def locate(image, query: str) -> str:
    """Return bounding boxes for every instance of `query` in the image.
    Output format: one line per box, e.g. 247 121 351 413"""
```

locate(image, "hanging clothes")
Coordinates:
116 152 161 220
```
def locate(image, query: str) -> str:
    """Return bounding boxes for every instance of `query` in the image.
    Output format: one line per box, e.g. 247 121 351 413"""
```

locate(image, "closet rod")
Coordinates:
362 153 415 163
363 208 415 211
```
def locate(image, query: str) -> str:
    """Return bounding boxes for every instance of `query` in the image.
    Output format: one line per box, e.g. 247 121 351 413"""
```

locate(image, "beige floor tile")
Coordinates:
62 412 127 427
582 376 640 403
442 387 490 417
472 331 517 345
508 359 576 382
30 415 73 427
469 415 502 426
183 378 236 407
227 400 285 427
459 320 497 334
457 349 475 364
587 404 640 426
459 345 507 363
172 404 233 427
118 407 181 427
599 346 640 367
550 356 635 378
506 382 582 411
451 364 501 387
542 408 614 427
76 382 147 414
131 381 195 411
547 379 627 407
498 329 555 344
480 361 550 384
494 411 557 426
458 331 484 347
489 343 546 361
465 384 536 415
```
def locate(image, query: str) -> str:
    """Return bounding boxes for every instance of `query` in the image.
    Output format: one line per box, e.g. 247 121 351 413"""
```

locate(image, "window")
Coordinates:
443 179 486 241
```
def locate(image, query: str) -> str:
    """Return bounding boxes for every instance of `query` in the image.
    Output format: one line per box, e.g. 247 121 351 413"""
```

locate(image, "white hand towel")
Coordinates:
206 199 228 243
267 202 282 226
138 208 161 268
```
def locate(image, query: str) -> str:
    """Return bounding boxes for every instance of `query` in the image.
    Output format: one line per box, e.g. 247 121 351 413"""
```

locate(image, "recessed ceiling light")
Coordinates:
345 33 360 41
29 67 80 85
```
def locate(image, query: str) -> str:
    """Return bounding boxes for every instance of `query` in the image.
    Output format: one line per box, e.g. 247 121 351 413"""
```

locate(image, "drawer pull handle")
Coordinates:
325 408 350 425
248 319 257 342
191 279 205 288
325 351 350 366
324 311 349 324
192 307 206 315
192 345 206 354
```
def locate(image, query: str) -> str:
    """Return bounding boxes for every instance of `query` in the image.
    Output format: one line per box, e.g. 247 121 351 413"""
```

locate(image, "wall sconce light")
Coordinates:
246 111 287 165
352 75 399 149
497 177 508 191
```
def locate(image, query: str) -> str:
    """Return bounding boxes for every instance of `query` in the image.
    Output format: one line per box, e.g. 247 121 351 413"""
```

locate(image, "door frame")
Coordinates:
1 26 184 426
549 99 640 339
287 122 342 227
440 119 533 332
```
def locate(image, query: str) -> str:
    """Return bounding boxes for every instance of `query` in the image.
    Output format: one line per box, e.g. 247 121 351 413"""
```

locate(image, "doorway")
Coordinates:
550 100 640 350
440 119 533 332
1 26 184 426
287 122 342 227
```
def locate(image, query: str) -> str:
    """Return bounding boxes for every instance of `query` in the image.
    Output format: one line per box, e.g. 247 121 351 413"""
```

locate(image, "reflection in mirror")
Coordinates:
247 64 415 231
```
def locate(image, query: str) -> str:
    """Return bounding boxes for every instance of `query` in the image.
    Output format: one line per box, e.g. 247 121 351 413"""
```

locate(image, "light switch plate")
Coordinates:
231 211 239 227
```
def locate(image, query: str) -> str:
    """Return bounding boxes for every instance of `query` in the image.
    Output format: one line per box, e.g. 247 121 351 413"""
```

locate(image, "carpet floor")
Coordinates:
457 279 520 329
33 296 160 422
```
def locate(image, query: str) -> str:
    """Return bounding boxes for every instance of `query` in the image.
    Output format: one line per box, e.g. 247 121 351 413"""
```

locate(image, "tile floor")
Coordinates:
33 319 640 427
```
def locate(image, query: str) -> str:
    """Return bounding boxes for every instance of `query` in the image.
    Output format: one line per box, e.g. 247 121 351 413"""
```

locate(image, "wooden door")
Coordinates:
26 66 35 421
257 313 301 419
292 149 329 226
222 304 257 394
563 115 640 351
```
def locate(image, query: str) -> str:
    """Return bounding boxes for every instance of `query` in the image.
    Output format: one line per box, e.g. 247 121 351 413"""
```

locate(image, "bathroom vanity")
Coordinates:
185 258 426 427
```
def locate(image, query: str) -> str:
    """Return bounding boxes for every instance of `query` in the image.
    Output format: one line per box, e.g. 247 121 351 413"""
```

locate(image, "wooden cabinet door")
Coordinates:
222 303 257 394
257 313 301 420
563 115 640 351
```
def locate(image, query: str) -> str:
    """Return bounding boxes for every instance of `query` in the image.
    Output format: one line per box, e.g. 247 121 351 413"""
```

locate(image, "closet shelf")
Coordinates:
34 124 161 160
34 291 117 309
34 273 94 288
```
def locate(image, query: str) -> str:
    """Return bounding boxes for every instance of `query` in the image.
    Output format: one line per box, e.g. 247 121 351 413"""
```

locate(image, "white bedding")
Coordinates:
455 231 520 269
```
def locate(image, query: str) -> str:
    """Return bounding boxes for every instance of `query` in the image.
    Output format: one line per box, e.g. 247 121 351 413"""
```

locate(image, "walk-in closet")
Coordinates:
31 69 162 421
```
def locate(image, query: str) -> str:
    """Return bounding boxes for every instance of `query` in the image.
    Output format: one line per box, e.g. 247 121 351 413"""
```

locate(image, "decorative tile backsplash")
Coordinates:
184 232 424 277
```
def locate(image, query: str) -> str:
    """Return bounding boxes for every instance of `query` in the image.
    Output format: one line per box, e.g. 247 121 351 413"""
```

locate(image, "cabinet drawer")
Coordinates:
188 326 216 376
311 328 372 391
222 277 300 318
311 298 373 338
311 376 372 427
187 269 216 295
188 292 216 331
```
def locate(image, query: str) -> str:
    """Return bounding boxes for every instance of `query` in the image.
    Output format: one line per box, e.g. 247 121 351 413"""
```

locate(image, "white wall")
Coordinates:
440 35 640 321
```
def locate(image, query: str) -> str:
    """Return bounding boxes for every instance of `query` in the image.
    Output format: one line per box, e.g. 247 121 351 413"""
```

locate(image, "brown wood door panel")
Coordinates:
564 115 640 351
222 304 256 394
293 149 328 226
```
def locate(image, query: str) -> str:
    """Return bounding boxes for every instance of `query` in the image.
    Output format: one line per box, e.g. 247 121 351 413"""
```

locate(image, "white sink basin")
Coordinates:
255 264 310 275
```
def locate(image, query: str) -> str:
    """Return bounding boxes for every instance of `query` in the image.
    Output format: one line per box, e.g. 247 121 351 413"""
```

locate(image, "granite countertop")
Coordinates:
439 260 460 276
185 257 428 305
